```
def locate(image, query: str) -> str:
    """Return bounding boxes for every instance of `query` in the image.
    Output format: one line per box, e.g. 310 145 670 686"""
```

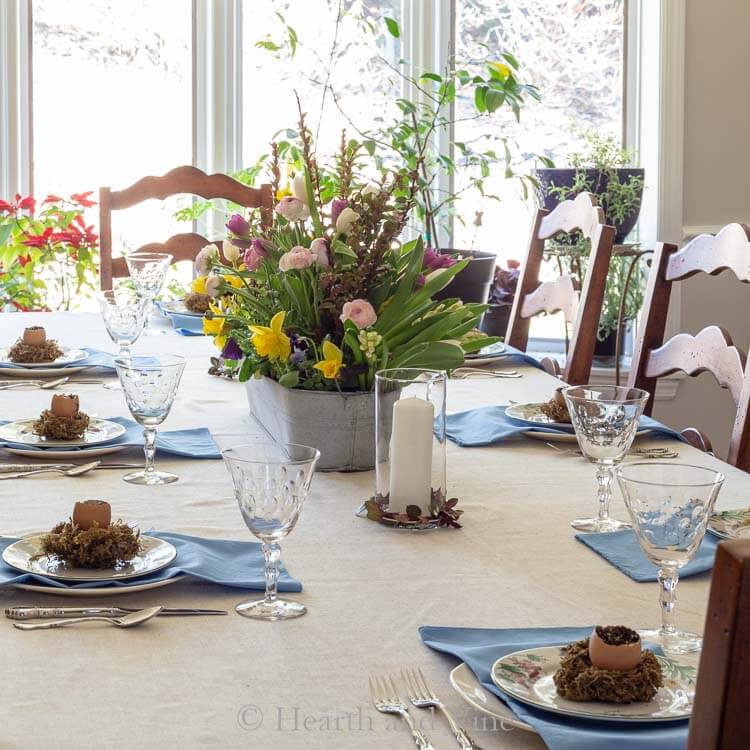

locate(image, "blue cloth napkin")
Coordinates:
445 406 683 447
156 301 205 336
466 343 545 370
420 625 688 750
0 532 301 591
0 347 118 371
0 416 221 458
576 530 717 582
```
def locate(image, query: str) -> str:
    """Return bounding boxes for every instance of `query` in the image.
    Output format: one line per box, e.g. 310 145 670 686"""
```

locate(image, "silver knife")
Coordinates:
0 463 75 473
5 606 228 619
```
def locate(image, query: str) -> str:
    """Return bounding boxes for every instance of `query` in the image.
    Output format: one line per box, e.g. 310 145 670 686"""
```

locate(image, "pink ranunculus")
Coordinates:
194 243 219 275
275 196 310 222
243 239 267 271
310 237 329 267
423 247 457 271
279 245 315 272
340 299 377 329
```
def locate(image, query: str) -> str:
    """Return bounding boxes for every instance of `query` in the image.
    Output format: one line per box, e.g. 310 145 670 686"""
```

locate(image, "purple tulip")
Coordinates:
331 198 348 224
226 213 250 237
423 247 457 271
221 337 243 361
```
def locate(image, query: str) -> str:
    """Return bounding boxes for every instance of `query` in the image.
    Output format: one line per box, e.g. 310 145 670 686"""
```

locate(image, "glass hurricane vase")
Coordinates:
222 442 320 621
616 462 724 654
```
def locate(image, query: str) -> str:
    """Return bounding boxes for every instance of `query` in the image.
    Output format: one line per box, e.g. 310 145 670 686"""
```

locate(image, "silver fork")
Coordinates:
403 668 480 750
369 675 437 750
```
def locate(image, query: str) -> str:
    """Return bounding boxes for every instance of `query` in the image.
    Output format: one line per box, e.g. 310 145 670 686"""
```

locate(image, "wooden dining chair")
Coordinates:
687 538 750 749
506 192 616 384
99 165 273 290
628 223 750 470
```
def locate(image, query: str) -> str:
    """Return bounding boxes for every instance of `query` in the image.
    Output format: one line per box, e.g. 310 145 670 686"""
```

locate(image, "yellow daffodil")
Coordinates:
313 340 344 379
192 275 208 295
203 303 227 350
249 311 292 362
275 185 292 201
223 274 244 290
488 60 511 79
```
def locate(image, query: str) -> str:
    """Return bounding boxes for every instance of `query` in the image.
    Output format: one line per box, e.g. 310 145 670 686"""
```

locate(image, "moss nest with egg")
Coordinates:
8 339 64 363
40 520 142 569
32 410 90 440
183 292 211 314
553 637 663 703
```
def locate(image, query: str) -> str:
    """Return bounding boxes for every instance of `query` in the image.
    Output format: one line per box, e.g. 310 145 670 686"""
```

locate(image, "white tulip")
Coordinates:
361 182 380 197
292 173 308 204
223 239 241 264
335 207 361 235
205 274 223 297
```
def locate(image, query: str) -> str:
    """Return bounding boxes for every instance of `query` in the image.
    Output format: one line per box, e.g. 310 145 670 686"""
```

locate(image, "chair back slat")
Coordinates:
506 192 615 385
99 165 273 290
644 326 747 404
687 539 750 749
629 223 750 471
520 274 578 323
666 223 750 282
538 191 605 240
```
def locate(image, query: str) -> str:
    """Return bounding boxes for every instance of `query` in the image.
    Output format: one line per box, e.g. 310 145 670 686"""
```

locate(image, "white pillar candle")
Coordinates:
387 396 434 515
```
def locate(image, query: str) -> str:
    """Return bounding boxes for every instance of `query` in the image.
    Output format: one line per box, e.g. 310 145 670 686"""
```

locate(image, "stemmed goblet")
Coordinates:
96 289 150 390
617 462 724 654
222 442 320 621
563 385 649 532
115 353 186 485
125 252 173 336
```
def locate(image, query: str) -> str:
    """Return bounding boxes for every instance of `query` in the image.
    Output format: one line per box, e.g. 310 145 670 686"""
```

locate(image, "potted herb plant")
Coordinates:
534 131 644 244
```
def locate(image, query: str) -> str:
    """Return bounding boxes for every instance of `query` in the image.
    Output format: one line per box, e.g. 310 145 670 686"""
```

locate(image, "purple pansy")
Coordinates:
221 337 243 361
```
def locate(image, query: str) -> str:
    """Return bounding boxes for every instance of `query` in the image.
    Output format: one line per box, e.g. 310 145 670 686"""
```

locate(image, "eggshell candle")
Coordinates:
22 327 46 346
73 500 112 531
50 394 80 418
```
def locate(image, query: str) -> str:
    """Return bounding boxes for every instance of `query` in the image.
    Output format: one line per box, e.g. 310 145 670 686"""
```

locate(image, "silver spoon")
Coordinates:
0 460 101 480
13 606 163 631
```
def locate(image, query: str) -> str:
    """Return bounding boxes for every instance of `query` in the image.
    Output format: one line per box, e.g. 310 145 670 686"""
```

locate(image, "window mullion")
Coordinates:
0 0 32 198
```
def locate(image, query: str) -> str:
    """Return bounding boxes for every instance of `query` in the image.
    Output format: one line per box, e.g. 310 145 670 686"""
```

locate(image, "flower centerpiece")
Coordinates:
200 114 497 470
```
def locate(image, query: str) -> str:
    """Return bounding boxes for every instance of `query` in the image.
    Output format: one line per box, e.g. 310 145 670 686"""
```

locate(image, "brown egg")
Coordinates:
22 326 47 346
553 387 566 407
589 626 642 671
72 500 112 531
50 393 80 418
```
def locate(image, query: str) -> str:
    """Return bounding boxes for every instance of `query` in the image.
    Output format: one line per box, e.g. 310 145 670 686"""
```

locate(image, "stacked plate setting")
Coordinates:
0 346 90 377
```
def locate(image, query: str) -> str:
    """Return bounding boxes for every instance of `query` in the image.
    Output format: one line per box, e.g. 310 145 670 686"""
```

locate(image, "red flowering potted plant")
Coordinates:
0 192 98 311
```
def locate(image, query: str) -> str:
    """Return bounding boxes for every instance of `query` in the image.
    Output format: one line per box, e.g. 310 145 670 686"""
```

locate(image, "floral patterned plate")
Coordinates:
709 508 750 540
491 646 696 722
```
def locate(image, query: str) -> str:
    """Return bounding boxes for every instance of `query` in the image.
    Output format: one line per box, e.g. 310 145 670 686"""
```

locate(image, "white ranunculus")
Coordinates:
222 239 241 264
335 207 360 235
205 274 223 297
194 243 219 275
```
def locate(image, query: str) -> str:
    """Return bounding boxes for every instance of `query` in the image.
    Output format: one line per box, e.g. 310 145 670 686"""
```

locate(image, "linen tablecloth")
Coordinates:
0 312 743 750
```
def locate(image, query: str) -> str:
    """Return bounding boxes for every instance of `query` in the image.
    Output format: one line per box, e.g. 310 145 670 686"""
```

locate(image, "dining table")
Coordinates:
0 311 742 750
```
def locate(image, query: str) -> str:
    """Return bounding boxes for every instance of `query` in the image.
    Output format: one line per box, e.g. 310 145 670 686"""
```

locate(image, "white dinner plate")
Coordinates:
464 342 507 366
708 508 750 540
3 534 177 582
161 300 203 318
0 347 88 369
2 444 126 460
0 417 126 448
525 427 654 444
14 576 182 598
491 646 696 723
0 364 89 378
449 663 534 733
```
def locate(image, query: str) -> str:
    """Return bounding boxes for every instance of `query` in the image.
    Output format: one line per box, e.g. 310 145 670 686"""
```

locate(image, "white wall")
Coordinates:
652 0 750 459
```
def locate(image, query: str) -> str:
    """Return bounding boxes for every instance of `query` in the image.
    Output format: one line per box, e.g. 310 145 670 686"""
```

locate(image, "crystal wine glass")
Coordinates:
222 442 320 621
115 353 186 485
616 462 724 654
563 385 650 532
96 289 150 390
125 252 173 336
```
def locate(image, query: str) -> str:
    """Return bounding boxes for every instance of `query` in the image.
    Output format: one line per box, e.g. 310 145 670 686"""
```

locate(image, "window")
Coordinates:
242 0 401 169
32 0 192 252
